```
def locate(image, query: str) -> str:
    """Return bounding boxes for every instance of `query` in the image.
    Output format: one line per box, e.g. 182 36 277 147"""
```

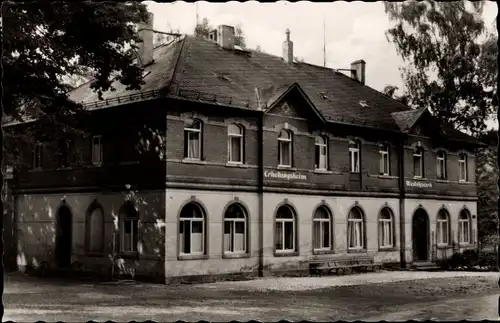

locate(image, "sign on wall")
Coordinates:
405 180 433 189
264 170 307 181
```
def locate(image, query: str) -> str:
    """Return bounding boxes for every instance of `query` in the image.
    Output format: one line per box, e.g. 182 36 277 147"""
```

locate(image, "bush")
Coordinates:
478 251 497 268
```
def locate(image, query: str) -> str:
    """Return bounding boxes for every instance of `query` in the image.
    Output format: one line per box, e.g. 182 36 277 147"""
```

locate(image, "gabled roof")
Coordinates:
264 82 326 123
63 34 481 145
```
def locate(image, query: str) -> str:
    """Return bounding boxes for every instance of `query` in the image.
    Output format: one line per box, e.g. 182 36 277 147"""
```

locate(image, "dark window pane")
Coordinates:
192 221 203 233
124 220 132 234
284 222 294 250
224 221 232 234
235 221 245 234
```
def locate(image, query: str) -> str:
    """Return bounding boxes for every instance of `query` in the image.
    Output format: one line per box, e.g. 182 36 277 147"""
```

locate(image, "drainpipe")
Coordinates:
398 138 407 269
257 110 264 277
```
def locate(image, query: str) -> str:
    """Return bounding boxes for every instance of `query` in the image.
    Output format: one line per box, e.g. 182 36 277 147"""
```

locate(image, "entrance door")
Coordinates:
412 209 429 262
55 205 72 268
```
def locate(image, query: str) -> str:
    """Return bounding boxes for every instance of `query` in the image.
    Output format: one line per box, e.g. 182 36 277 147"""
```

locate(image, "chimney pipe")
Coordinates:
217 25 235 50
137 12 154 67
283 28 293 64
350 59 366 85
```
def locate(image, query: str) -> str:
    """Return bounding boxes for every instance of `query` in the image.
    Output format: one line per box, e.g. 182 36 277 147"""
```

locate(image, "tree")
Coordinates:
382 85 411 106
235 24 246 48
2 2 150 167
476 130 499 246
384 1 498 136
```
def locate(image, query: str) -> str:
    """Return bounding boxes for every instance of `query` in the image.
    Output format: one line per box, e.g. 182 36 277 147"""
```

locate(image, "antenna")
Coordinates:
323 16 326 67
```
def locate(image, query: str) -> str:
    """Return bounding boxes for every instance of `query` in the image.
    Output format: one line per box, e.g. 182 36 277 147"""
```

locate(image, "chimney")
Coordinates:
217 25 235 50
283 29 293 64
137 12 154 67
350 59 366 85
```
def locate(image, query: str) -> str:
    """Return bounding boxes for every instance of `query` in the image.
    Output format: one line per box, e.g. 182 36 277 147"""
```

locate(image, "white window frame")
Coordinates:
315 136 328 170
275 206 296 253
458 211 471 244
379 144 390 176
378 208 394 248
436 150 446 179
227 124 244 164
278 130 292 167
33 142 43 169
92 135 103 166
184 120 202 160
179 204 205 256
458 153 467 182
349 140 360 173
347 208 364 250
313 207 332 251
120 207 139 253
413 148 423 178
223 204 247 254
436 211 450 246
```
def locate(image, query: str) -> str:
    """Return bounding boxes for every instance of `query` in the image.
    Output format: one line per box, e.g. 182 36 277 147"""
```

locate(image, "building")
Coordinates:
5 14 483 283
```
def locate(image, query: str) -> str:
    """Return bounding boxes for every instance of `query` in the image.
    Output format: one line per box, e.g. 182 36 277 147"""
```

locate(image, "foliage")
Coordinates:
382 85 411 106
476 130 499 244
385 1 497 136
2 2 150 167
436 250 497 271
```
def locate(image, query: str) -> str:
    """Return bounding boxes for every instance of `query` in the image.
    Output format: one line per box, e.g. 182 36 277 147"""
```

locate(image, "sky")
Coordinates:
144 1 498 129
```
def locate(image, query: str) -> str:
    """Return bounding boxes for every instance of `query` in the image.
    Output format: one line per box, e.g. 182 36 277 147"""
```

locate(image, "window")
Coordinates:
92 136 103 165
437 150 446 179
278 130 293 167
349 140 360 173
413 147 423 178
59 139 72 168
436 210 450 245
120 203 139 253
348 207 364 250
275 205 296 253
184 120 202 160
379 208 394 248
179 203 205 255
86 202 104 253
228 124 244 163
315 136 328 170
33 142 43 169
458 210 471 244
379 144 390 175
458 153 467 182
313 206 332 251
223 203 247 254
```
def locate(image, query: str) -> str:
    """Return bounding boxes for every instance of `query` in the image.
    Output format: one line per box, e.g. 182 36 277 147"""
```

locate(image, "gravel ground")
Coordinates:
199 270 500 292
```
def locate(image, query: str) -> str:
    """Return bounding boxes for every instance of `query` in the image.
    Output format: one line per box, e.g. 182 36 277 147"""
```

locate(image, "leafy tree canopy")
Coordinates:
385 0 497 136
2 2 149 165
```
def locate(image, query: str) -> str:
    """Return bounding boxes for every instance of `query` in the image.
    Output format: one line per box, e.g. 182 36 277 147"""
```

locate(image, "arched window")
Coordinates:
278 130 293 167
379 208 394 248
458 153 467 182
349 140 360 173
458 209 471 244
348 207 365 250
223 203 247 254
313 206 332 251
179 203 205 255
275 205 296 253
120 202 139 253
86 201 105 253
437 150 446 179
184 119 203 160
228 124 244 164
315 136 328 170
436 209 450 245
379 144 390 176
413 147 424 178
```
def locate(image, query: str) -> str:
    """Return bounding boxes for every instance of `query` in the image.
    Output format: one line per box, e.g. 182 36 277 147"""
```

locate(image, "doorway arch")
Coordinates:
55 204 73 268
412 208 429 262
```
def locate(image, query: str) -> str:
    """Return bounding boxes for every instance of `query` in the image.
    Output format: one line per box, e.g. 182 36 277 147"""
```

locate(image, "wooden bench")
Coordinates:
309 255 380 276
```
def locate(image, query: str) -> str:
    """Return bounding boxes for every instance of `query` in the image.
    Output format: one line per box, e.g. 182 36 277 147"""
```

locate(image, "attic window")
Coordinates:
319 92 329 100
359 100 369 108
